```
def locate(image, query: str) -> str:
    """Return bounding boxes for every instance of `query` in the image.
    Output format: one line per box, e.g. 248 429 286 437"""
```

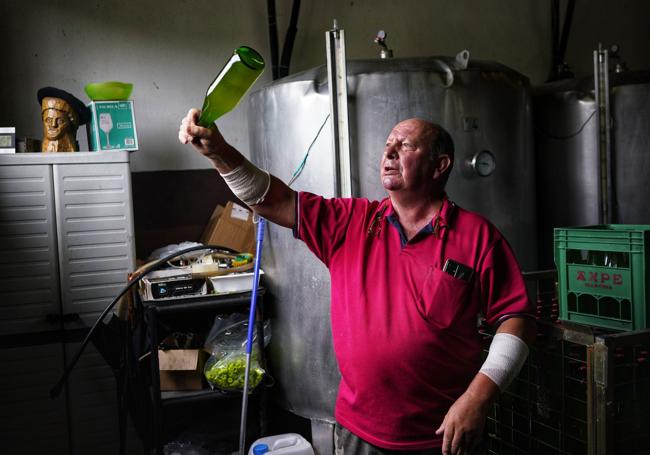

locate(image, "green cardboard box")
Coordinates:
86 100 138 151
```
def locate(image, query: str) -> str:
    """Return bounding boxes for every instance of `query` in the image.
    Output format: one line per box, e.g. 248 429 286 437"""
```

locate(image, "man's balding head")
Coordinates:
393 118 455 186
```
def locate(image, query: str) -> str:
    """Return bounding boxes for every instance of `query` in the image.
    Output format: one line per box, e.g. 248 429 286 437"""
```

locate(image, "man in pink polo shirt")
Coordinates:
179 111 535 455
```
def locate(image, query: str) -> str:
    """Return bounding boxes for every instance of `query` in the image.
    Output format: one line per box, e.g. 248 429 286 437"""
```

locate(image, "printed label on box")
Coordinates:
231 203 251 221
87 101 138 151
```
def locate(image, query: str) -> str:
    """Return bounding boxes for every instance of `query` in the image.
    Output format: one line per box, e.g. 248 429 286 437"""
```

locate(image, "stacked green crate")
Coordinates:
554 225 650 331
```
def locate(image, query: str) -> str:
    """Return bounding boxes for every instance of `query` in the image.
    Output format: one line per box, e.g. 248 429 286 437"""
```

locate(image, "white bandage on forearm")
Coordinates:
219 159 271 206
479 333 529 391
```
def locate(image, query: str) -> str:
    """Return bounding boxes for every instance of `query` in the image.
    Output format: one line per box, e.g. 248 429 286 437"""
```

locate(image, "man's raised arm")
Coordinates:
178 108 296 228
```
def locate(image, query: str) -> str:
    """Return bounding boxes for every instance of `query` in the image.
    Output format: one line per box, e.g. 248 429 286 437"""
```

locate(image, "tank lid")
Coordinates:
264 55 528 88
533 70 650 96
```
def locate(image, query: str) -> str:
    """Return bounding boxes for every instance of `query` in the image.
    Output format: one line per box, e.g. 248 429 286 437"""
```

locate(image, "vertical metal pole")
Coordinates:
148 307 163 454
326 19 353 198
310 419 335 455
592 339 611 455
586 345 595 455
593 44 613 224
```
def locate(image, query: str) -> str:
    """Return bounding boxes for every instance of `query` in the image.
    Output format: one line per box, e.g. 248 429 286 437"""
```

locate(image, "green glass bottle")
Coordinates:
197 46 265 127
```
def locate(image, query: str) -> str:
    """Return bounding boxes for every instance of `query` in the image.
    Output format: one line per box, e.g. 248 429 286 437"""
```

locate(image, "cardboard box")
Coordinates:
158 349 209 391
201 201 255 253
86 100 138 151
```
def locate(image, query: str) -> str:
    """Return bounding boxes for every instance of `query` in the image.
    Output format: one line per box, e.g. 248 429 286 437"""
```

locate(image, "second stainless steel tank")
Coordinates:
533 71 650 267
248 56 536 422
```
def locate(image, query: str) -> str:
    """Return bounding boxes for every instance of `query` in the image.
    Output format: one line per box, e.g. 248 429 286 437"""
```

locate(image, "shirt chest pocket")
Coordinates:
416 267 472 329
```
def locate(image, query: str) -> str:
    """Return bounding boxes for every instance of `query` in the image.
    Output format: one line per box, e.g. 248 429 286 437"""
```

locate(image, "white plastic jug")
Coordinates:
248 433 314 455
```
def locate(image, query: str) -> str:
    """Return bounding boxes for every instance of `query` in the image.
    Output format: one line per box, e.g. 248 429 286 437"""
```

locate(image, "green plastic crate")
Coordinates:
554 225 650 331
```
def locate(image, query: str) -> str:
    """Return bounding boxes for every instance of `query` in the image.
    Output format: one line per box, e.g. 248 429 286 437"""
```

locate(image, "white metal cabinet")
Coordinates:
0 152 135 333
66 342 142 455
0 341 143 455
0 343 70 453
0 152 140 454
54 161 135 328
0 164 61 334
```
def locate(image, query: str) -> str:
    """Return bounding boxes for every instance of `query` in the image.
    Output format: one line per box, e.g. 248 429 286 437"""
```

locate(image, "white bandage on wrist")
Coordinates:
219 159 271 207
479 332 529 391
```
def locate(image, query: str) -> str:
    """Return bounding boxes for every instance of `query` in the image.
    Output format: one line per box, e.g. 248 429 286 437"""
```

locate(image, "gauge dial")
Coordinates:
471 150 496 177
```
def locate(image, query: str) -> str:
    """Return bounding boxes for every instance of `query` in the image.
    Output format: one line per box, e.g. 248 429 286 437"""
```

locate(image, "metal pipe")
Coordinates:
603 52 616 224
548 0 576 81
374 30 393 59
558 0 576 64
593 44 613 224
437 59 455 88
326 20 353 198
549 0 559 81
279 0 301 78
267 0 279 80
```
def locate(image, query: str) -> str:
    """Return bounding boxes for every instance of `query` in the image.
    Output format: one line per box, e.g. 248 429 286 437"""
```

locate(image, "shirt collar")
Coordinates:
378 194 455 244
383 194 453 228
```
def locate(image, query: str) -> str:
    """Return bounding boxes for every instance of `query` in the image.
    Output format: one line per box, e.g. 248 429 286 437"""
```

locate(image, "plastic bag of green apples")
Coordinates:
203 313 270 392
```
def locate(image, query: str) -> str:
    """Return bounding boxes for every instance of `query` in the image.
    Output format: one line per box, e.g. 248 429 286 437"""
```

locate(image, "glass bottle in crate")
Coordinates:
588 250 607 266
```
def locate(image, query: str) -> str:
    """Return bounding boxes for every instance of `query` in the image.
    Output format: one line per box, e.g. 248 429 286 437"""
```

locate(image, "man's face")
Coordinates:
42 108 71 140
381 119 436 193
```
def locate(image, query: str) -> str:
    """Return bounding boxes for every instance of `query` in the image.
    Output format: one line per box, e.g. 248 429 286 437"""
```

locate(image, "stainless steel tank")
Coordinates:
533 71 650 268
248 56 537 424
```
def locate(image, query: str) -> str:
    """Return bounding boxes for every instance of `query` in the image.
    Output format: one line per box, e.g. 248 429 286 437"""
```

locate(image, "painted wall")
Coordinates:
1 0 649 172
564 0 650 77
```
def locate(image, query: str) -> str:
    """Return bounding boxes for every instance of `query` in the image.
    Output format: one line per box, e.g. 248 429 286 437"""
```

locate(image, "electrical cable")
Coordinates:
287 113 330 186
534 109 596 140
50 244 237 398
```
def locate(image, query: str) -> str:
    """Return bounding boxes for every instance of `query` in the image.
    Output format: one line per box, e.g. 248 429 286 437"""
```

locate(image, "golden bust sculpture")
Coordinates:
37 87 91 153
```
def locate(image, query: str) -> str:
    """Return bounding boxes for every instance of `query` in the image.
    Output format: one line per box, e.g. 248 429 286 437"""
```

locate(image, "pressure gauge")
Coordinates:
470 150 496 177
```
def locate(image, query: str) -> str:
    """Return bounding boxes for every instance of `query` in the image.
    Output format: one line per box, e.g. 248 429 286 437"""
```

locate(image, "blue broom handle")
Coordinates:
246 217 265 354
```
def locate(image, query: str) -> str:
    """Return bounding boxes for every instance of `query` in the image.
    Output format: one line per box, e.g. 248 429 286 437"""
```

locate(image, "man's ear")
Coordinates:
433 154 452 180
